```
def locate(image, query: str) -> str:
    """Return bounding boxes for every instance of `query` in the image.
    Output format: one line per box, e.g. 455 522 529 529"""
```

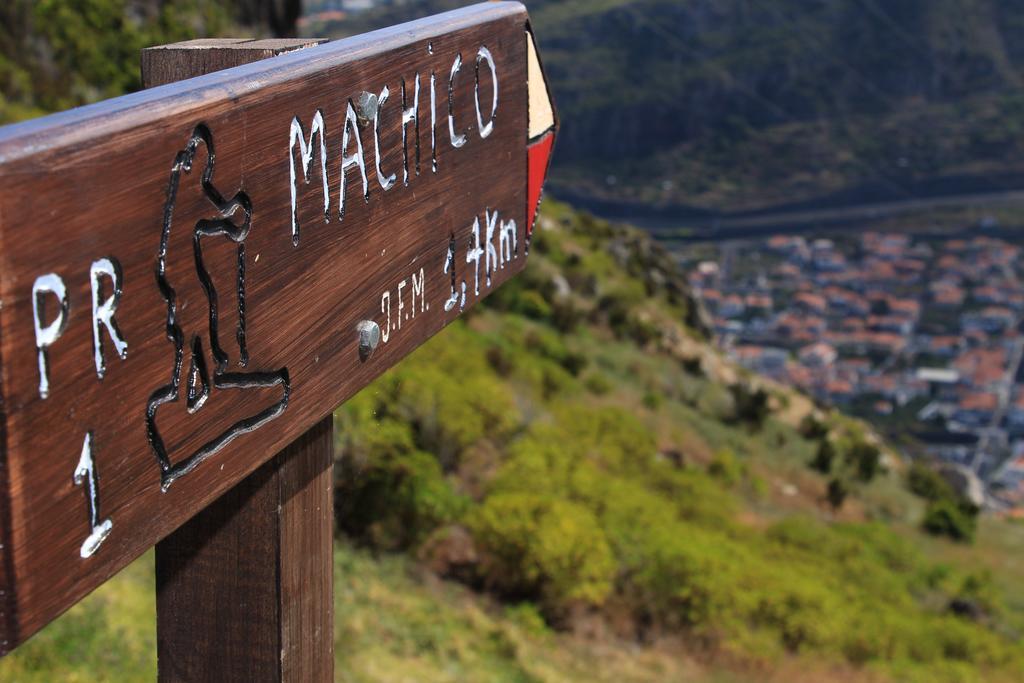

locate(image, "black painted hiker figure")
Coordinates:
146 124 290 490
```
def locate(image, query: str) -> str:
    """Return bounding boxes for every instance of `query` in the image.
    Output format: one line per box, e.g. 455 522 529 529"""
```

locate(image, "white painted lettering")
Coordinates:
32 273 69 399
484 209 499 287
288 111 329 246
402 74 421 185
448 53 467 148
73 431 113 559
374 86 397 191
444 236 459 312
499 218 518 266
381 290 391 342
90 257 127 380
475 46 498 139
412 267 426 315
340 99 369 219
430 71 438 173
397 279 407 328
466 216 484 297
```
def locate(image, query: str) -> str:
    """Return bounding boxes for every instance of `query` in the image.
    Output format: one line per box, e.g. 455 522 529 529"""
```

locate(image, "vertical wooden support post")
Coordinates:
142 39 334 683
155 417 334 682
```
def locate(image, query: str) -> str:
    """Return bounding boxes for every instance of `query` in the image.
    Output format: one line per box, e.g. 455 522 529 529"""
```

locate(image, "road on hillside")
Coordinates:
562 187 1024 242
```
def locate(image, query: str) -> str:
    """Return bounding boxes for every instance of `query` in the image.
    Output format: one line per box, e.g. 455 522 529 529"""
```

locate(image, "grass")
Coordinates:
3 202 1023 682
14 540 993 683
327 201 1024 681
0 552 156 682
0 543 716 682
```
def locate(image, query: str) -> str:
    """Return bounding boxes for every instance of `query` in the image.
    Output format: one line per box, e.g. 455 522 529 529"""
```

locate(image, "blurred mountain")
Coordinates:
312 0 1024 212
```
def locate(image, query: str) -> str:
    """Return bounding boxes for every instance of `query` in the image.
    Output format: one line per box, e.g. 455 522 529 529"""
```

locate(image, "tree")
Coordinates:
235 0 303 37
847 440 881 482
810 440 836 474
922 500 977 543
0 0 302 125
826 477 848 511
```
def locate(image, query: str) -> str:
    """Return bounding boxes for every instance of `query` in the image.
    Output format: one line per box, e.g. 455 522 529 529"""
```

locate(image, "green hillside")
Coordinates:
3 201 1023 682
332 200 1024 682
0 0 296 123
2 2 1024 681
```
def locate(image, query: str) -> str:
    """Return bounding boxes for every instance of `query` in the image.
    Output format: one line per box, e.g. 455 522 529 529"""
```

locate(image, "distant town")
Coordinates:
687 232 1024 514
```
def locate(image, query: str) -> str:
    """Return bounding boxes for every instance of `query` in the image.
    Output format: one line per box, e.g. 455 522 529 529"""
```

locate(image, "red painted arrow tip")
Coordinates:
525 25 557 241
527 131 555 237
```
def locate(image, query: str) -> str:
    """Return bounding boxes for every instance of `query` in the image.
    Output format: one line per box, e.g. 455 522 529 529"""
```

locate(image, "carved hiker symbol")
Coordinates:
146 124 290 490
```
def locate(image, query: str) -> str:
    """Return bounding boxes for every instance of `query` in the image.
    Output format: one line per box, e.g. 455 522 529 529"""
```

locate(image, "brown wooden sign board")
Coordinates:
0 1 557 653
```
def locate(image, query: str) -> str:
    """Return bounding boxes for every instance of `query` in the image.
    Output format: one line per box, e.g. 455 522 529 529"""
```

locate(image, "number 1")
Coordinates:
73 431 113 558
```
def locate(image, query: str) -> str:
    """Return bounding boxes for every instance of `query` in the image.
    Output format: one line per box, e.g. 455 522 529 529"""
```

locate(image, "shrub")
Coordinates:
922 500 977 543
810 440 836 474
597 284 648 340
388 332 521 466
516 290 553 320
523 327 568 363
729 383 770 429
494 406 658 492
708 448 744 487
642 390 663 410
907 462 955 501
576 474 677 570
907 462 980 542
468 493 615 608
626 316 661 346
798 413 829 440
846 439 882 482
826 477 849 510
561 350 588 376
551 299 583 333
336 441 469 550
482 264 555 317
541 365 574 399
585 372 613 395
630 521 753 630
750 580 838 653
655 467 738 527
697 383 736 422
951 570 1002 621
680 355 704 376
485 344 515 376
504 602 550 636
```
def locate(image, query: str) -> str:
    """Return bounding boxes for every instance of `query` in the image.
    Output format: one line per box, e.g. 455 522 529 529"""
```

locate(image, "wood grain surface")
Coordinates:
151 41 334 683
0 1 537 652
156 416 334 682
141 38 329 88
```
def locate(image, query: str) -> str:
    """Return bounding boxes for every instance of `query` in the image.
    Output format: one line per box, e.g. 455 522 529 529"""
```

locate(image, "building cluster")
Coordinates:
690 232 1024 512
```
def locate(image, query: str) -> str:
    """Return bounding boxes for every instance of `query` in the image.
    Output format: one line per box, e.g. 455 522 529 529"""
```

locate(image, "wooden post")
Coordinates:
143 39 334 683
140 38 324 87
155 417 333 682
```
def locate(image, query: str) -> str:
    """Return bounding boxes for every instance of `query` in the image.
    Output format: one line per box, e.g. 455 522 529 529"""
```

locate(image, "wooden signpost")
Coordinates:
0 2 557 679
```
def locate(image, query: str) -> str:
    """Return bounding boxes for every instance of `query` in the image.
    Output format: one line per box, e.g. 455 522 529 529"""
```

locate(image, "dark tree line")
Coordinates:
0 0 302 124
236 0 303 37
